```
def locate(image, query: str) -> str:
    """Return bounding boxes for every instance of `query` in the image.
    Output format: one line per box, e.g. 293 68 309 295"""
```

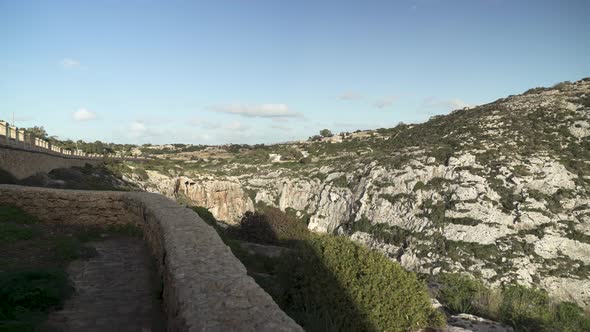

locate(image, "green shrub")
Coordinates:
0 223 37 243
331 176 349 188
280 147 303 161
349 217 411 247
433 272 590 332
0 206 40 243
0 270 73 330
437 273 486 315
134 167 149 180
237 211 277 244
499 285 552 331
260 207 309 242
274 235 445 331
299 156 312 164
552 302 590 332
236 207 309 245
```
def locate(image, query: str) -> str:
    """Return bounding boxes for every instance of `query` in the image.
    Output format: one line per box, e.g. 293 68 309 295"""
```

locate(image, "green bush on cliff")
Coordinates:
236 206 309 245
433 273 590 332
192 206 444 331
273 235 445 331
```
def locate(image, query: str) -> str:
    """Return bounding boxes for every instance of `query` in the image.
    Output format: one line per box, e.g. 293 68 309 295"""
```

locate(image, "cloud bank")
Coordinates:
210 103 301 118
72 108 97 121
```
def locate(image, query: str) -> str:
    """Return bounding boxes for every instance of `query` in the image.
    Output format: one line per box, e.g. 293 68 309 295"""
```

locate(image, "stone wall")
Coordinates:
0 184 302 332
0 143 103 179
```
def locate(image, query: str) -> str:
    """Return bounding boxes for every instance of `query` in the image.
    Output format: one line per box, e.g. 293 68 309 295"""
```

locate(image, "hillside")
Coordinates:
118 78 590 308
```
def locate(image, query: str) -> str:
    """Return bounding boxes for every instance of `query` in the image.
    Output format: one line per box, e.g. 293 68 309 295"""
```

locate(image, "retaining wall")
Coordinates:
0 143 103 179
0 184 302 332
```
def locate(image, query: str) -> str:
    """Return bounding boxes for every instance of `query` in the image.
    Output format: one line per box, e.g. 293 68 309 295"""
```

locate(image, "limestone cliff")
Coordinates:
124 79 590 308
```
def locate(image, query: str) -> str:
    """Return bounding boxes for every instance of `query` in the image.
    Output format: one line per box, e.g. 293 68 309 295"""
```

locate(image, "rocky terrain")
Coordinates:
119 78 590 308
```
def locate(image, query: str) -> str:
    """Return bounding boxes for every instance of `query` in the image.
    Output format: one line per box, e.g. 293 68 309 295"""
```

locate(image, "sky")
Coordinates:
1 0 589 145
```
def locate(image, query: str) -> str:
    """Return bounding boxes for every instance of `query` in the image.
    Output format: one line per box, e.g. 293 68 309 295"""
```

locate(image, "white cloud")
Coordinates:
373 96 398 109
337 91 363 101
60 58 81 69
210 103 301 118
72 108 97 121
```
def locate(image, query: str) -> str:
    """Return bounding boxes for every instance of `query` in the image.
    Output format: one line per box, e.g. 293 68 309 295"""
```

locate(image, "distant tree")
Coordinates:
26 126 48 139
320 129 333 137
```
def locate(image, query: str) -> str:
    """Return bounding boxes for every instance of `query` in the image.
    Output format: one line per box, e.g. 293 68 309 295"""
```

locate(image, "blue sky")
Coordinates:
1 0 589 145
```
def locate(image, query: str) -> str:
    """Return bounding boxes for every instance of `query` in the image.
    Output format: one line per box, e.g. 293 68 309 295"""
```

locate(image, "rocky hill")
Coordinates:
119 78 590 308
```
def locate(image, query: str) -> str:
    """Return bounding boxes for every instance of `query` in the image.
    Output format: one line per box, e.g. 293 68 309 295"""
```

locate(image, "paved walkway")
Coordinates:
47 237 165 332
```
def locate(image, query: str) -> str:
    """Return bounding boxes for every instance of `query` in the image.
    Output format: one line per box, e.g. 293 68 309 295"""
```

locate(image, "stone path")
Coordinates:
47 237 165 332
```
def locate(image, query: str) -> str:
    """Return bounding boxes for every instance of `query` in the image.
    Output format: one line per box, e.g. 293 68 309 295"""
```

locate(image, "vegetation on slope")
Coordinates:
193 206 445 331
431 273 590 332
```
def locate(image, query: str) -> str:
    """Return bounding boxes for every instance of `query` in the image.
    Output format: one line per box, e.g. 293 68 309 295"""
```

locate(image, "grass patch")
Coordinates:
0 205 143 330
0 269 73 332
0 206 40 244
0 223 38 243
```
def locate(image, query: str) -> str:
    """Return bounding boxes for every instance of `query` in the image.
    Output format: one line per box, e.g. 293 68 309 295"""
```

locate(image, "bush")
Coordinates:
237 207 309 245
298 156 312 164
437 273 487 315
280 147 303 161
237 211 277 244
499 285 552 332
320 129 333 137
433 274 590 332
134 167 149 181
274 235 445 331
552 302 590 332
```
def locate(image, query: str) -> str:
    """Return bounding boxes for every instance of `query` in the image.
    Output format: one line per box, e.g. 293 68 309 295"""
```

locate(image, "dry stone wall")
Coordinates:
0 143 103 179
0 184 302 332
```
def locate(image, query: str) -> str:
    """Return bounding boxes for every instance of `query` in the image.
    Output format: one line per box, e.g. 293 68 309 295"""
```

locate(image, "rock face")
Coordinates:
127 78 590 308
176 176 254 224
129 172 254 224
